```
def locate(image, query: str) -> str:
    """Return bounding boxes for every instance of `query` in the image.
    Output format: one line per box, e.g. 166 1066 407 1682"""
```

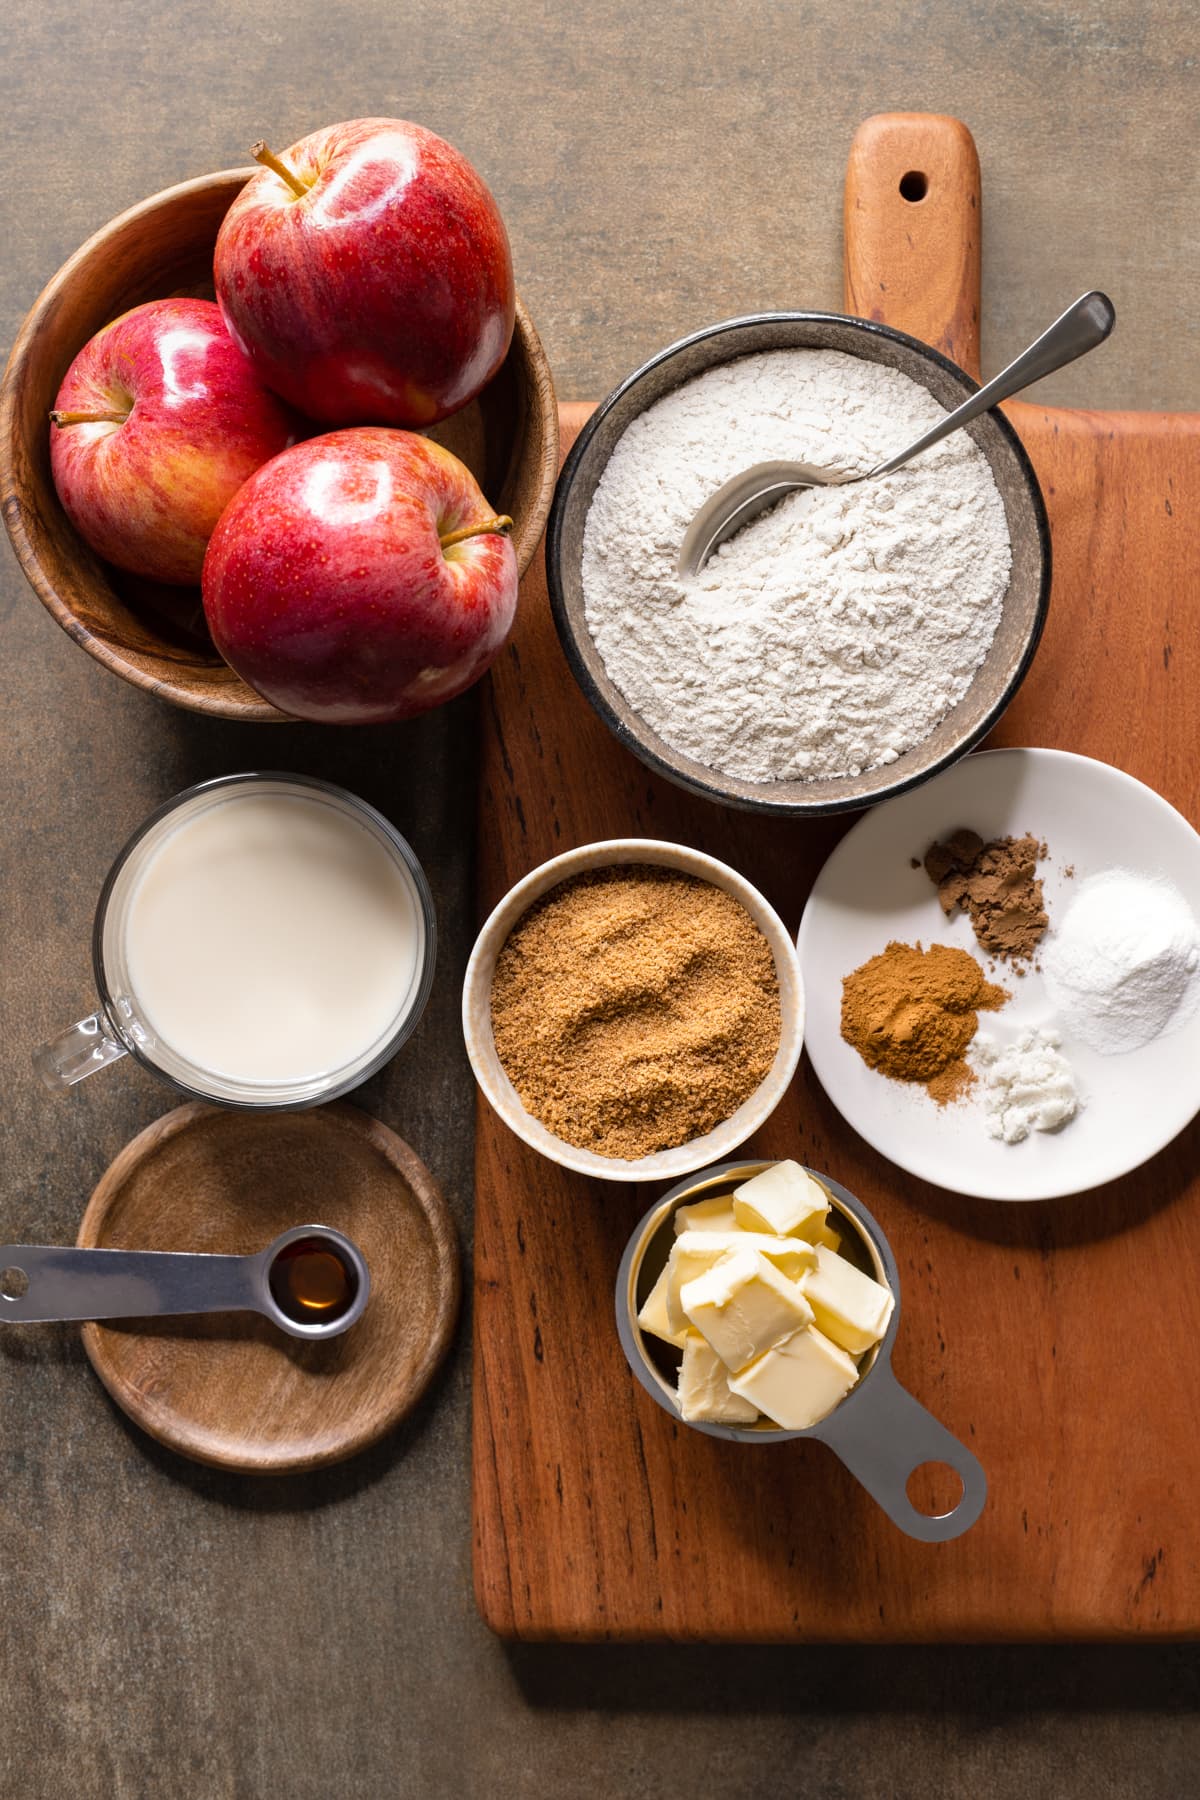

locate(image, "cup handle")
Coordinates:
809 1357 987 1543
33 1013 128 1092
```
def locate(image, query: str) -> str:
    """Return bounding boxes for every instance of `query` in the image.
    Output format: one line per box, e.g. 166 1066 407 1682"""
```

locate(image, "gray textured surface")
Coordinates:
2 2 1197 1795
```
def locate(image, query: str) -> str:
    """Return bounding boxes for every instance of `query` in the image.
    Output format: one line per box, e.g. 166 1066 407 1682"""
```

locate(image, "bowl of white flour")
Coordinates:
547 314 1050 815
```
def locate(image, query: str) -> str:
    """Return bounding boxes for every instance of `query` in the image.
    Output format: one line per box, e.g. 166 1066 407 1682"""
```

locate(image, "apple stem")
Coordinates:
49 409 129 428
250 140 310 199
439 515 514 552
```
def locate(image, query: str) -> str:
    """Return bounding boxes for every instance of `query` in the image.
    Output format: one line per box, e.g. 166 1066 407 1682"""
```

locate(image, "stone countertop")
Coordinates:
2 3 1197 1795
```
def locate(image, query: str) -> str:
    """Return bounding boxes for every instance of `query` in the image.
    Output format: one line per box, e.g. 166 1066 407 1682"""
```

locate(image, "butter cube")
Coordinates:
732 1161 829 1240
678 1230 817 1280
729 1325 859 1430
808 1179 843 1252
680 1249 814 1374
673 1196 739 1235
664 1230 817 1334
677 1334 760 1425
803 1244 894 1356
637 1263 689 1349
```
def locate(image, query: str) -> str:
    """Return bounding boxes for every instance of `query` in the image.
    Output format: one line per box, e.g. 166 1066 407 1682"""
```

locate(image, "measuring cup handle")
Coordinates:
33 1012 127 1092
810 1358 987 1543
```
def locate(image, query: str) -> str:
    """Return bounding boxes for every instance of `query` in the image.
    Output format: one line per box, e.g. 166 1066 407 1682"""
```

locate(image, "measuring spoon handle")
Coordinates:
872 290 1116 479
810 1356 987 1542
0 1245 262 1324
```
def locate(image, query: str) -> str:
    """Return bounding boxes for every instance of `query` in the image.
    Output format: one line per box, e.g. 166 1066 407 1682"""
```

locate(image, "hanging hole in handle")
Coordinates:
1 1267 29 1301
906 1460 965 1518
899 170 928 203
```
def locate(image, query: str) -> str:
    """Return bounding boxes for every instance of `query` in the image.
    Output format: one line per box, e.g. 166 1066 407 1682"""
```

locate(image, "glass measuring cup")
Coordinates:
34 772 436 1109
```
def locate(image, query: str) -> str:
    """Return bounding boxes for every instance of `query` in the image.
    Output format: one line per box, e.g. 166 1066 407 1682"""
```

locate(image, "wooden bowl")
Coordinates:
0 168 559 722
78 1101 461 1473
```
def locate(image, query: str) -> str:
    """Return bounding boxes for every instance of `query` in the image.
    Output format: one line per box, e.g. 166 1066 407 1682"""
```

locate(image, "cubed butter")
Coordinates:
808 1180 843 1252
729 1325 859 1430
803 1244 894 1356
680 1249 814 1374
636 1263 689 1349
672 1196 739 1235
664 1231 817 1334
732 1160 829 1240
677 1334 760 1424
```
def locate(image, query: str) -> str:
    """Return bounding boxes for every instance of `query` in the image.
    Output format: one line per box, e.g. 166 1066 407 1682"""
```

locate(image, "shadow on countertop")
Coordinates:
506 1637 1200 1715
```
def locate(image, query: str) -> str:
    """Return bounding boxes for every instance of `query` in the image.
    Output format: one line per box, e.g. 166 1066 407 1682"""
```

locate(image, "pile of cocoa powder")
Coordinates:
921 829 1049 967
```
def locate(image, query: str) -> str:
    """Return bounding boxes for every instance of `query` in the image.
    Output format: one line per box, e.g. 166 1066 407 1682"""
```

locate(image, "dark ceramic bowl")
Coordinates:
547 312 1050 817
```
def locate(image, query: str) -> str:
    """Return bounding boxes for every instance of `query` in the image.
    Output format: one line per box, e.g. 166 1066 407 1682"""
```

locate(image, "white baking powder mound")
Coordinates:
1041 868 1200 1054
581 348 1012 783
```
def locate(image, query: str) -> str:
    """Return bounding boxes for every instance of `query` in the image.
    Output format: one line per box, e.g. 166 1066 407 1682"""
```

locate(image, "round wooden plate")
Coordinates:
77 1103 460 1473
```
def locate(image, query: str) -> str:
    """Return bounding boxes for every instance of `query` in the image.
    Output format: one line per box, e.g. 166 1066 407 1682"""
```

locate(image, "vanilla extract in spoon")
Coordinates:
268 1236 359 1325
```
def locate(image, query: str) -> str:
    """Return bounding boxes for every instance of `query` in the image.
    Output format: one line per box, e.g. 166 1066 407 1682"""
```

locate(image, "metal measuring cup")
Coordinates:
0 1225 370 1342
615 1159 986 1543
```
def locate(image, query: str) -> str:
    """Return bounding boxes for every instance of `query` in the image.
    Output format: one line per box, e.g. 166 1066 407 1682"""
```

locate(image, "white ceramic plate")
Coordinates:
797 748 1200 1201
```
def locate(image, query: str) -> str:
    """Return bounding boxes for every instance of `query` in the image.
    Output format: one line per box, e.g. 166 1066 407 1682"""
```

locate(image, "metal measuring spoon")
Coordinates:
0 1225 369 1341
677 290 1115 577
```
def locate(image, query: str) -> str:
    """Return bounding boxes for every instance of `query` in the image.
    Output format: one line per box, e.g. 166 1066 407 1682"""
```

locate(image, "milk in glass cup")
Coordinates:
35 773 436 1108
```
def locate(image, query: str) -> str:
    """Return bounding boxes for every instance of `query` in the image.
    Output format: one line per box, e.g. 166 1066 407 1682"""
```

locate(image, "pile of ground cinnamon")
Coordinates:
922 829 1048 966
490 866 781 1158
841 940 1008 1104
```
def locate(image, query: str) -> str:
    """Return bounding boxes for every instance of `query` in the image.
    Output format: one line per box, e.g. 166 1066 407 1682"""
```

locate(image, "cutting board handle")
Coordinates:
843 112 982 379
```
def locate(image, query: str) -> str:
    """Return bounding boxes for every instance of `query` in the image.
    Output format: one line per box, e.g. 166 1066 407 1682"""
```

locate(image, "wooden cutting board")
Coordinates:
472 113 1200 1641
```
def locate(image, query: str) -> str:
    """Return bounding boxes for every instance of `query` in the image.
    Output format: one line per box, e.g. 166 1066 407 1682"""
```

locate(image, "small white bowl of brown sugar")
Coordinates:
462 839 804 1181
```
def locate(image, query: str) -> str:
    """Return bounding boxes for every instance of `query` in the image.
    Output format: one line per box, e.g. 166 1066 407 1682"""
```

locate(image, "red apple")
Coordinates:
201 428 518 723
49 298 297 585
213 118 515 428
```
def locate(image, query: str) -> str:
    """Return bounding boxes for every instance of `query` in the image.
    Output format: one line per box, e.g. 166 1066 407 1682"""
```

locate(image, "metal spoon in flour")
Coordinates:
677 291 1115 578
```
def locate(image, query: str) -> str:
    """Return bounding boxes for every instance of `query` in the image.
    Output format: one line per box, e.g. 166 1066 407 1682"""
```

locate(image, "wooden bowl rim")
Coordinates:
0 167 558 723
77 1100 462 1473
